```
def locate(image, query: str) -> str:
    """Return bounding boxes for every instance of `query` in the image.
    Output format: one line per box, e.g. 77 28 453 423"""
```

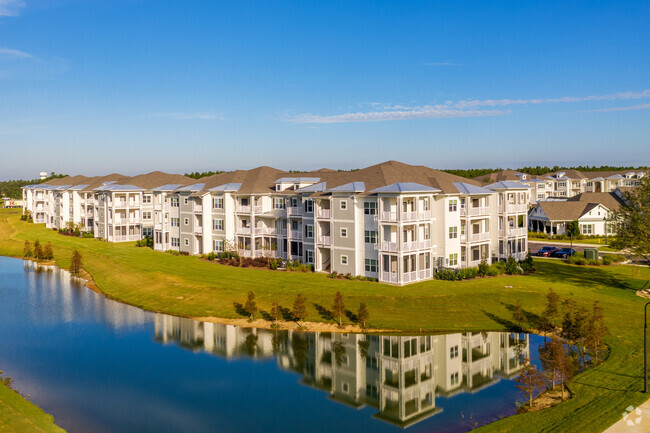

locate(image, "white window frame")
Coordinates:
340 200 347 210
213 197 223 209
184 218 189 226
184 238 189 246
213 219 223 230
341 255 348 265
213 240 223 251
363 201 377 215
340 227 348 238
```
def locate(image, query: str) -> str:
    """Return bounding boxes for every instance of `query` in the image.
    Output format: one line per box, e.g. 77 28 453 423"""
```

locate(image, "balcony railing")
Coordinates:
287 207 303 216
401 239 433 251
402 211 418 221
381 211 398 222
236 205 251 213
290 230 302 239
504 203 528 213
317 235 331 246
506 227 527 237
194 226 203 235
468 232 490 243
317 208 331 219
381 241 398 252
462 206 490 217
194 205 203 213
111 234 141 242
419 210 432 220
277 227 287 237
253 205 263 214
254 227 276 235
237 227 252 235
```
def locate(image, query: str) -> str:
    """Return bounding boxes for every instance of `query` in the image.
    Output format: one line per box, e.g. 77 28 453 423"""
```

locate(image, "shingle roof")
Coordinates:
566 192 624 212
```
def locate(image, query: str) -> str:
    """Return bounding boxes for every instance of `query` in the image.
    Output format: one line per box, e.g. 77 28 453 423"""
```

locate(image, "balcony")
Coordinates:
194 204 203 213
317 235 331 246
401 239 433 251
111 234 141 242
237 227 252 235
254 226 276 235
419 210 432 220
194 226 203 235
154 203 170 212
236 205 251 213
468 232 490 243
381 241 398 252
506 227 527 237
277 227 287 237
290 230 302 239
462 206 490 217
402 211 418 221
253 205 264 214
381 211 398 222
316 208 331 219
287 206 303 217
504 203 528 213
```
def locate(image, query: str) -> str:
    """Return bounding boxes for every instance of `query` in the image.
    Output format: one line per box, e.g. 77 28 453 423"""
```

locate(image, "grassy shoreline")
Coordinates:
0 382 65 433
1 208 649 432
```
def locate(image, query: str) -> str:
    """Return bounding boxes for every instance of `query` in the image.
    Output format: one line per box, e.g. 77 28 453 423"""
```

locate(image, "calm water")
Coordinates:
0 256 544 433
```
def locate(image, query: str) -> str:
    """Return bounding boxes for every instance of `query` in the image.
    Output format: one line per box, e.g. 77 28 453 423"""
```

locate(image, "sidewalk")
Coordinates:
603 398 650 433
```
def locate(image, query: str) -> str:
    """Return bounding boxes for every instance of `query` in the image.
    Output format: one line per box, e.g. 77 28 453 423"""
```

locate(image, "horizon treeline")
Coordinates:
0 173 67 200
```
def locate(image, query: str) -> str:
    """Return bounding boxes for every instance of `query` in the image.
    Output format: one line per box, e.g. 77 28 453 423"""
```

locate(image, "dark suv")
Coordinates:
536 246 559 257
553 248 577 258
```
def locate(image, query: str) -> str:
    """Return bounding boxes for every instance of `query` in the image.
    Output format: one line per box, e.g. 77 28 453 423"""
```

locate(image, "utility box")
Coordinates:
584 249 598 260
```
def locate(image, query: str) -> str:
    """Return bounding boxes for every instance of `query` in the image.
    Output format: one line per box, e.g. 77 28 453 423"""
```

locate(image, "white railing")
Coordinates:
402 211 417 221
317 235 331 246
194 226 203 235
237 227 252 235
381 241 398 252
469 232 491 242
254 227 276 235
277 227 287 236
382 272 398 283
287 207 303 216
401 239 433 251
194 205 203 213
402 271 417 283
240 249 253 257
111 234 141 242
419 210 432 220
236 205 251 213
506 227 527 237
505 203 528 213
290 230 302 239
469 206 490 217
418 269 432 280
253 205 263 213
154 204 161 211
381 211 398 222
317 208 331 219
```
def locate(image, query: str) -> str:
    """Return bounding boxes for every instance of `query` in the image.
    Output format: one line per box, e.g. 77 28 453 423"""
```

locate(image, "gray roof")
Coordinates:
177 183 206 192
67 184 90 191
371 182 440 193
607 174 624 179
95 184 144 192
327 182 366 193
274 177 321 183
484 181 531 190
453 182 494 195
153 184 184 192
209 183 242 192
296 182 327 192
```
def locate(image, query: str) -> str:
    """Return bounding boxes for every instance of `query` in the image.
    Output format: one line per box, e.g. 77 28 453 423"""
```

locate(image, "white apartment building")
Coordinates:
22 161 531 285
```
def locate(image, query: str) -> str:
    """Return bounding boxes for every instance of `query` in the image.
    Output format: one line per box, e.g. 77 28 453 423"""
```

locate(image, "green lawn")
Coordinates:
0 382 65 433
1 208 649 433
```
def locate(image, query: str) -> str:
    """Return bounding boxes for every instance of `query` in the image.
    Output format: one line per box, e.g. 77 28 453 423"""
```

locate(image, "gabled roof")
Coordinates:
209 183 242 192
153 184 184 192
274 177 321 183
371 182 440 193
566 192 624 212
452 182 494 195
328 182 366 193
94 184 144 192
484 181 531 190
296 182 327 192
177 183 206 192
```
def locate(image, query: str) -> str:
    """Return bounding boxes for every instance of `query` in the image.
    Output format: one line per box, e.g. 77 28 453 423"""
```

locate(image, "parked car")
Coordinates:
536 246 559 257
553 248 577 258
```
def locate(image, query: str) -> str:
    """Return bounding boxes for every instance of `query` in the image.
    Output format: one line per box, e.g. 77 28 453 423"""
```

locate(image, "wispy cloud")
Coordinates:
422 61 462 67
288 89 650 124
0 0 25 17
582 103 650 113
151 112 224 120
0 47 35 59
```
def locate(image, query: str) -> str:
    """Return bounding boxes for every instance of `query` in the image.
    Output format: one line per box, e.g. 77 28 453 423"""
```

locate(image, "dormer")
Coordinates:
556 172 566 178
274 177 321 192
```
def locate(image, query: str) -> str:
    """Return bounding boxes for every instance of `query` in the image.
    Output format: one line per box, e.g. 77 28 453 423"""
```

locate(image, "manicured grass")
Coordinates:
0 382 65 433
0 208 649 433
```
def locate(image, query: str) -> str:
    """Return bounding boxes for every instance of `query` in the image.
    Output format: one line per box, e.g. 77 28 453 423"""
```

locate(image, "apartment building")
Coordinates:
22 161 530 285
475 169 646 205
154 313 529 428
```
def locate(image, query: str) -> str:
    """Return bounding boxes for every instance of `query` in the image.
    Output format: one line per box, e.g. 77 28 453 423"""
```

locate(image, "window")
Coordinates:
558 182 566 187
213 240 223 251
365 259 378 273
422 198 430 211
364 230 377 244
184 218 189 226
538 193 544 199
449 226 458 239
306 250 314 264
424 225 430 239
170 197 179 207
213 219 223 230
342 383 349 393
460 224 465 236
305 225 314 238
274 198 285 209
213 197 223 209
184 238 189 246
340 200 347 210
539 184 545 189
448 253 458 266
143 227 153 237
171 217 180 227
184 198 188 205
364 201 377 215
341 255 348 265
171 237 180 247
291 198 299 207
450 345 459 359
449 199 457 212
305 200 314 213
340 227 348 238
143 195 152 204
143 211 152 220
450 372 459 386
581 224 593 235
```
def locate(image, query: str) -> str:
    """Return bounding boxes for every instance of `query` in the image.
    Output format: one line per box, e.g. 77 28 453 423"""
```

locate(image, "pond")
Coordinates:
0 256 546 433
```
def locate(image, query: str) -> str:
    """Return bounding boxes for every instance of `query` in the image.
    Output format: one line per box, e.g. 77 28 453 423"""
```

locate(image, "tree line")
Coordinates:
0 172 68 199
442 165 648 179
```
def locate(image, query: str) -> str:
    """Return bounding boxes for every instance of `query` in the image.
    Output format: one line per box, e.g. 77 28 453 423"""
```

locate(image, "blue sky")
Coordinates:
1 0 649 180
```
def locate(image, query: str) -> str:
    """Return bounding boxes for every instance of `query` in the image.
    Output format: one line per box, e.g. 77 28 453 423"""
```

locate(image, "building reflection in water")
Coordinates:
154 314 529 429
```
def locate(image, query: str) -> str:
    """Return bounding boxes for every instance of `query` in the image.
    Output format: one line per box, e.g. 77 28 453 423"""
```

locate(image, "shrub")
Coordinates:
477 259 489 277
505 256 521 275
207 252 216 261
81 232 94 238
270 259 278 270
435 269 456 280
567 256 586 265
602 255 613 265
608 254 626 263
486 265 500 277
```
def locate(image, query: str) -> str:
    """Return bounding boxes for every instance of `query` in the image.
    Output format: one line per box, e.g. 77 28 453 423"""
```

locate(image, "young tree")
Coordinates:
512 300 526 330
539 336 569 392
609 177 650 263
43 242 53 260
33 239 42 261
243 291 258 320
515 354 547 408
270 301 280 323
505 256 520 275
543 288 561 329
332 341 346 367
567 220 580 253
586 300 608 364
70 249 82 275
293 293 307 325
23 241 32 258
332 291 345 326
357 302 369 328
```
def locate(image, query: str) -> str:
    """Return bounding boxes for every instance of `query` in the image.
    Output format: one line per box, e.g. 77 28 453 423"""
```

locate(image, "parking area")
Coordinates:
529 241 605 257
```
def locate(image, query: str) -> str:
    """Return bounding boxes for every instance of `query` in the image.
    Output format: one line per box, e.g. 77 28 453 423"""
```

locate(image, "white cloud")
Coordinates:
288 89 650 124
583 103 650 113
0 0 25 16
151 112 224 120
0 47 35 59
